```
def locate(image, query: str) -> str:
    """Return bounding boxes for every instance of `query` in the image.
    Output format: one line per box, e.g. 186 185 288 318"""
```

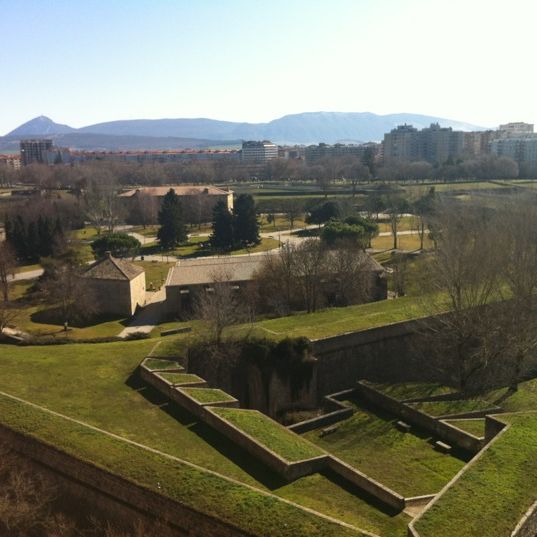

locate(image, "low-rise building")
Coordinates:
82 253 146 317
119 185 233 224
164 252 386 319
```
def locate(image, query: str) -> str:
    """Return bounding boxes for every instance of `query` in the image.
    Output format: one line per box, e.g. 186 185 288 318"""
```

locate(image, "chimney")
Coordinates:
105 251 112 259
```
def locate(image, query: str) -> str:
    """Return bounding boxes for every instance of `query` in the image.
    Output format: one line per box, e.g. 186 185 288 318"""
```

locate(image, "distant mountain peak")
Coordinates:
6 116 75 137
3 111 486 149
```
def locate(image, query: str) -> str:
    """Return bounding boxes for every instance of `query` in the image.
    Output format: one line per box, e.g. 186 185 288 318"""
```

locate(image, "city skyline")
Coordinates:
1 0 536 134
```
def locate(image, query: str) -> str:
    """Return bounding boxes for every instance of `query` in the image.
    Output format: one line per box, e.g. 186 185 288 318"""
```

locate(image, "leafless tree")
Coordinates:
284 200 304 229
83 171 123 234
38 257 98 326
0 242 16 302
324 241 371 306
194 268 245 345
383 194 409 250
293 239 328 313
420 202 504 392
496 199 537 388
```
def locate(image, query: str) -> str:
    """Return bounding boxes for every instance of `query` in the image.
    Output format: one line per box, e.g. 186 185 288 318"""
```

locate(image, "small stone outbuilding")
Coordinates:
83 253 146 317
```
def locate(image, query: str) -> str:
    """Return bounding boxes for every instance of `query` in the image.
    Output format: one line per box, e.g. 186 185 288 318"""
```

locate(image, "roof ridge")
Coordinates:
109 255 132 279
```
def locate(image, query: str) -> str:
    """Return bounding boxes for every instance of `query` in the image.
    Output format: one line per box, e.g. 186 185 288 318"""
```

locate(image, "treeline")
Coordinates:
4 198 84 262
0 151 525 192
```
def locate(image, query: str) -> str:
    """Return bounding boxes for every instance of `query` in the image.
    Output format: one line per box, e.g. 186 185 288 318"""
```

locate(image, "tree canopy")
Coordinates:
157 189 187 249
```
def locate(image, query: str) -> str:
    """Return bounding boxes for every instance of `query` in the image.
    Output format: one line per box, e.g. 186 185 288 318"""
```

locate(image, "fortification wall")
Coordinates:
0 423 252 537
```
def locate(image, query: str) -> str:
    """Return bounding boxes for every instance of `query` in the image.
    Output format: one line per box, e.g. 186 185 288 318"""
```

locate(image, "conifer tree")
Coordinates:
157 189 187 249
210 201 235 251
233 194 260 246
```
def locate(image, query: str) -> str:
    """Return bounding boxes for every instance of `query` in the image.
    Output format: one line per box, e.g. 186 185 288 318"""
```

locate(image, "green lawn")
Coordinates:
180 387 236 404
444 419 486 438
143 358 183 371
368 381 455 401
251 295 427 340
139 236 279 259
0 393 362 537
0 340 409 535
304 398 466 497
210 407 325 462
132 260 173 290
415 413 537 537
157 372 205 385
484 377 537 412
13 262 42 274
408 398 497 418
259 215 307 232
371 233 432 251
8 281 127 339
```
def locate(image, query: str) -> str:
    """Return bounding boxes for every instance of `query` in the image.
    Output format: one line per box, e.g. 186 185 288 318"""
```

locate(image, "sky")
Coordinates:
1 0 537 135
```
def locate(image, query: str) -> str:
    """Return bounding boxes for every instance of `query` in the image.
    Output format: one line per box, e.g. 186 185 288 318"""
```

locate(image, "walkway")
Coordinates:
117 288 166 338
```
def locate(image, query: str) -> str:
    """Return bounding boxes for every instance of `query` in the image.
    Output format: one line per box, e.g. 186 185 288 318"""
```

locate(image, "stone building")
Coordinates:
164 252 386 319
83 253 146 317
119 185 233 225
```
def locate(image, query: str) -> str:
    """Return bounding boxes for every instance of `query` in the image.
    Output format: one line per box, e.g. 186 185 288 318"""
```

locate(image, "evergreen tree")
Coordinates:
233 194 260 246
157 189 187 249
210 201 235 251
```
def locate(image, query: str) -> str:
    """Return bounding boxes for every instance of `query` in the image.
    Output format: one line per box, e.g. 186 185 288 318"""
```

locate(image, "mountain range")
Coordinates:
1 112 485 152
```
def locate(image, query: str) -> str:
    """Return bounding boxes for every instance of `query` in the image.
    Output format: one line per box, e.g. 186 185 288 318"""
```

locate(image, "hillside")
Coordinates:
3 111 485 150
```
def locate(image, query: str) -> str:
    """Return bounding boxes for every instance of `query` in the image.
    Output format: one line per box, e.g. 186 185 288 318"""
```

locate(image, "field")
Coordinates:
371 232 433 251
0 340 410 536
304 397 467 497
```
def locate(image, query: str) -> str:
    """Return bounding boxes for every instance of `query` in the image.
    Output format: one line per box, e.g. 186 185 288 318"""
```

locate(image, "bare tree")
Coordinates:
38 257 98 326
324 241 371 306
497 199 537 388
293 239 328 313
420 203 504 392
194 268 245 345
0 242 16 302
284 200 304 229
384 194 409 250
83 171 123 234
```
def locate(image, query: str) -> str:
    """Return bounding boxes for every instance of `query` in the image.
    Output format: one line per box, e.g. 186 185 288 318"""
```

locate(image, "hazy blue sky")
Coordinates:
1 0 536 134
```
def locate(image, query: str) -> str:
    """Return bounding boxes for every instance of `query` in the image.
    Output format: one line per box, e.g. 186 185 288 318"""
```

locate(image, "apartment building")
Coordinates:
19 139 53 165
241 141 278 164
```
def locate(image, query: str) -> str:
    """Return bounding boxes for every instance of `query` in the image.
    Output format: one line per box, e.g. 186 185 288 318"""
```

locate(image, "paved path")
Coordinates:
117 288 166 338
7 268 44 282
128 231 156 246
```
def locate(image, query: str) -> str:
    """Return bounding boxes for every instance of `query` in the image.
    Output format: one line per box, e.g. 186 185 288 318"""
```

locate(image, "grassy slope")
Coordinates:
143 358 183 371
304 398 465 497
252 295 426 340
0 393 362 537
157 372 205 385
408 398 496 417
180 388 236 403
444 419 485 438
211 408 324 462
415 413 537 537
369 382 454 401
0 340 409 536
484 378 537 412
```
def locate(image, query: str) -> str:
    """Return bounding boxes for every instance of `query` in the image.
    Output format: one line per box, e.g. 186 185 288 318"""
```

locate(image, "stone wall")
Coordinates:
86 278 137 317
202 407 328 481
356 381 485 454
0 423 253 537
512 501 537 537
